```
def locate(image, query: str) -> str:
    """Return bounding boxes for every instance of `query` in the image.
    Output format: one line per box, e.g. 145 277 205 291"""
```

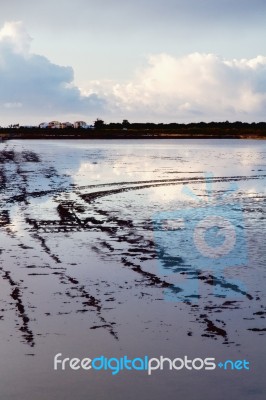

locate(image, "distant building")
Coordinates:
39 121 89 129
74 121 87 129
48 121 61 129
61 122 74 129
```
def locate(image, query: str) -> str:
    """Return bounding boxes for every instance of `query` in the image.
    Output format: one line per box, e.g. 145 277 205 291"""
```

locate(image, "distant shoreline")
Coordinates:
1 136 265 140
1 122 266 140
1 133 265 140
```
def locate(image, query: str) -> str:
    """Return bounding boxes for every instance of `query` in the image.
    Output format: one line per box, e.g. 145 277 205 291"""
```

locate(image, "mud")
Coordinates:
0 141 265 353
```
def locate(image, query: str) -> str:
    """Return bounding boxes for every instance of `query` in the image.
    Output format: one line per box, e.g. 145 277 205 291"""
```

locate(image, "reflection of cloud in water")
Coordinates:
72 162 102 184
0 139 265 398
7 206 24 234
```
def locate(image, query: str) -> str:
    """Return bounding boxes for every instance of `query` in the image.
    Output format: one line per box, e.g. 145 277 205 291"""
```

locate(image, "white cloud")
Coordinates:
1 21 266 123
0 21 32 55
90 52 266 122
0 21 105 121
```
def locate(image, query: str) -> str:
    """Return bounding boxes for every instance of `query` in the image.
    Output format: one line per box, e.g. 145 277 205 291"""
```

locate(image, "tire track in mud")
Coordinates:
80 174 266 203
0 147 36 346
44 201 231 341
23 195 236 342
83 213 233 344
76 189 264 343
0 269 35 347
3 173 266 204
1 217 119 344
0 147 119 345
25 229 119 341
1 146 265 345
23 173 264 343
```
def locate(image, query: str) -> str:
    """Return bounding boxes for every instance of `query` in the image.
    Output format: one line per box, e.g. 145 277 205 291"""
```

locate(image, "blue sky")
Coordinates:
0 0 266 125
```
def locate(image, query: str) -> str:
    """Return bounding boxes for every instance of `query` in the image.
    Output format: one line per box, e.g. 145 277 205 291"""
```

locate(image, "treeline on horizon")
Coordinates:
1 119 266 139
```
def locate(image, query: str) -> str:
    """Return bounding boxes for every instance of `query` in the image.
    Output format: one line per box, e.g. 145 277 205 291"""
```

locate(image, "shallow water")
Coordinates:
0 139 265 399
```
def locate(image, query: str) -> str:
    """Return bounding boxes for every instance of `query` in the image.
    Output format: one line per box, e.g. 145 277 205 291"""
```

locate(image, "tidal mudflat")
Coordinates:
0 139 265 400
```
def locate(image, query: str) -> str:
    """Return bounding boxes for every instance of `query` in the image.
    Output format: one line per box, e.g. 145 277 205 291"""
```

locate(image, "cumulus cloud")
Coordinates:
91 52 266 122
0 21 105 121
1 21 266 123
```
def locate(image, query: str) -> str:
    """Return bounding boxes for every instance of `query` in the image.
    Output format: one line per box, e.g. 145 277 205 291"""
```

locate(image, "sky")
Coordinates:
0 0 266 125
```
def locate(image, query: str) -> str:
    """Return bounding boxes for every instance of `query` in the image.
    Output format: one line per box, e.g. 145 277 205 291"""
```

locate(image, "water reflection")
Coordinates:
0 139 265 400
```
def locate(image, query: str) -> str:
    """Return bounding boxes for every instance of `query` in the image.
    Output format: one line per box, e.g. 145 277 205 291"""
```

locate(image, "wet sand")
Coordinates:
0 139 265 399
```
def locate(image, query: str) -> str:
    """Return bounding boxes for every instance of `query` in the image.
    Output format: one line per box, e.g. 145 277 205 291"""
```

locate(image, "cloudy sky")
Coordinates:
0 0 266 125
